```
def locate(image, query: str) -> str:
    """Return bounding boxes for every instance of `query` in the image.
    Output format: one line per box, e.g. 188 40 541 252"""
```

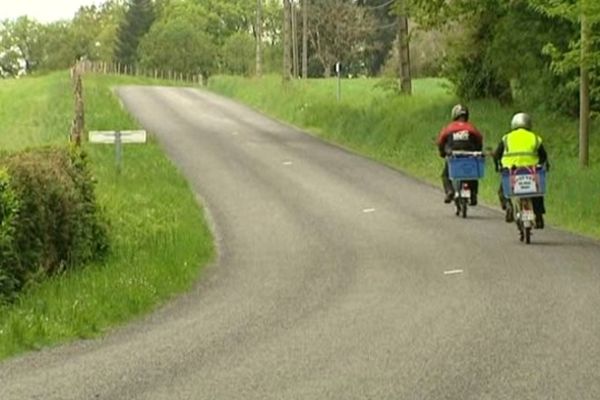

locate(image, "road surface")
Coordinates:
1 86 599 399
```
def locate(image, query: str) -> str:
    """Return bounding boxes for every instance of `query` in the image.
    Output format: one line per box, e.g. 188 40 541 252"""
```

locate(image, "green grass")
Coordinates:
0 72 214 359
209 74 600 239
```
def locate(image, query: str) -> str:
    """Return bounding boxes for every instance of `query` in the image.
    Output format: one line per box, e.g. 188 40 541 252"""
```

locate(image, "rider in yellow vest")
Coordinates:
493 113 548 228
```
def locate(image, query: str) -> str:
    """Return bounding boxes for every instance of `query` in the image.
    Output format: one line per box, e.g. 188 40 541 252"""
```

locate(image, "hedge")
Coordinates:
0 146 109 301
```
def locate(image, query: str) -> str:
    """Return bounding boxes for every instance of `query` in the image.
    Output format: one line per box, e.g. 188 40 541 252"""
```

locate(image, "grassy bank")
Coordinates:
209 74 600 239
0 72 213 359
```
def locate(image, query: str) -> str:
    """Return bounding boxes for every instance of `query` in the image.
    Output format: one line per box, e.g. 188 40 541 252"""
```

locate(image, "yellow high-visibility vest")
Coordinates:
501 128 542 168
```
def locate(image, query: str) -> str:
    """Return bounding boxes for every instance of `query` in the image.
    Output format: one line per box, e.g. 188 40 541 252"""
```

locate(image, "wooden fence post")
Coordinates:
70 66 85 146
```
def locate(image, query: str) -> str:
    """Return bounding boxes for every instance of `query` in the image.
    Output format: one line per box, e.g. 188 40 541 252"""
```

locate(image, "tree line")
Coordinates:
407 0 599 113
1 0 598 120
0 0 402 80
406 0 599 165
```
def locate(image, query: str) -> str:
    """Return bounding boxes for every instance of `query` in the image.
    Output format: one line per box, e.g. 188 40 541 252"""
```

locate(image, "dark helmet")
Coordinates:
511 112 532 130
451 104 469 121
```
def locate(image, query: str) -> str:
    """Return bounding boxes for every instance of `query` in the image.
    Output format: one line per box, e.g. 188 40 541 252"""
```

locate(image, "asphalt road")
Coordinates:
1 86 599 400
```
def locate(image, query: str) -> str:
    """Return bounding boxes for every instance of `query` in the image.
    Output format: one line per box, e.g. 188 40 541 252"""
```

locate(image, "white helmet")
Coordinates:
511 112 532 130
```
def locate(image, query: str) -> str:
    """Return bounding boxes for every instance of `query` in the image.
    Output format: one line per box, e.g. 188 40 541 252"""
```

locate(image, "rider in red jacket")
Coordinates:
436 104 483 204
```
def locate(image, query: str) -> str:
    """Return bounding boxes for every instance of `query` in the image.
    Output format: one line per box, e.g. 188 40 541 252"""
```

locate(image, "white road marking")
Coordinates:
283 161 293 165
362 208 376 213
444 269 464 275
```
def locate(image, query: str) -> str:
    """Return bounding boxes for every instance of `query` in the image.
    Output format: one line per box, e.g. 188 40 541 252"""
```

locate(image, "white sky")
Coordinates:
0 0 105 23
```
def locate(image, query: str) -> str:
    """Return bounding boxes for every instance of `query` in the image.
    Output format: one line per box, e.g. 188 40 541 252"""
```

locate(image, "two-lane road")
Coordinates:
2 86 599 399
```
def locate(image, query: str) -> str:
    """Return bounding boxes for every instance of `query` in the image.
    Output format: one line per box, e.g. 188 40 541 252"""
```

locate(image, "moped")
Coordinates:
447 151 485 218
501 165 546 244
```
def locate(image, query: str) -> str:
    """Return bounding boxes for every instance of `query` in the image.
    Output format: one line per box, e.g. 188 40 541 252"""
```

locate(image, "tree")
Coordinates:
38 21 78 72
223 32 256 76
0 17 44 76
302 0 308 78
184 0 256 45
138 7 218 82
114 0 155 68
356 0 397 76
66 2 123 63
529 0 600 165
256 0 263 77
257 0 284 75
307 0 377 77
395 0 411 94
407 0 513 100
283 0 292 81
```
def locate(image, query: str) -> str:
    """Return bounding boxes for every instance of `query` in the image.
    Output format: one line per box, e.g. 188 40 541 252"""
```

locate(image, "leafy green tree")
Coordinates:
38 21 78 72
138 8 218 81
307 0 377 77
529 0 600 112
71 2 123 62
254 0 283 75
356 0 397 76
197 0 257 43
489 3 577 112
0 17 44 75
114 0 155 67
223 32 255 76
406 0 512 100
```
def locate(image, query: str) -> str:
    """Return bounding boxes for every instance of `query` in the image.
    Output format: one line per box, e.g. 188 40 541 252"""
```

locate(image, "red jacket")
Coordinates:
436 121 483 157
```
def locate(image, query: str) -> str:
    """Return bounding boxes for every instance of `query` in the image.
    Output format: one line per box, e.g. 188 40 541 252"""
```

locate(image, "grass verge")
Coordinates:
0 72 213 359
209 74 600 239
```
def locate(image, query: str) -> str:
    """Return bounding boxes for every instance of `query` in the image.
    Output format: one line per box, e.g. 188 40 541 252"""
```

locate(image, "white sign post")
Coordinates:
89 130 147 173
335 62 341 102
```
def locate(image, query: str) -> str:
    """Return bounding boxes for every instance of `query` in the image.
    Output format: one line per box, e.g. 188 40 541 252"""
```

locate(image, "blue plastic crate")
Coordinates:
501 166 546 198
448 156 485 180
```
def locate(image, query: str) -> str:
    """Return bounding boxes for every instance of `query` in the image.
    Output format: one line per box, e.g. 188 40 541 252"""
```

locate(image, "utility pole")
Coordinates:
70 64 85 146
397 1 412 95
256 0 263 77
291 1 299 78
283 0 292 81
579 9 590 167
302 0 308 79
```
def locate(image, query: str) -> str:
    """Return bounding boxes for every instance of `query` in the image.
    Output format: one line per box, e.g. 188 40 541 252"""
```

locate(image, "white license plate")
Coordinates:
460 189 471 198
521 210 535 222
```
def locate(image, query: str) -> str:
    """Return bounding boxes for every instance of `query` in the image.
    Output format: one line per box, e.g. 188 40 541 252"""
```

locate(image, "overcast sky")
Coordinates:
0 0 105 23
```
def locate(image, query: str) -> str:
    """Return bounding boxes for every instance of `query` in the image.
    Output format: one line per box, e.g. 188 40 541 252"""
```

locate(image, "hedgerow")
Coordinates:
0 146 108 301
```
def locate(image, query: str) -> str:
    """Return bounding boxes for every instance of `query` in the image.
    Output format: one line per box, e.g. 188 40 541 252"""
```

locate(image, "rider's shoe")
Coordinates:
469 195 478 206
505 206 514 223
535 214 545 229
444 191 454 204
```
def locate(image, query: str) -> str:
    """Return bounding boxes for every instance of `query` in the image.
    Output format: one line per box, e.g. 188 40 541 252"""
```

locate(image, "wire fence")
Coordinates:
68 60 206 145
75 60 206 86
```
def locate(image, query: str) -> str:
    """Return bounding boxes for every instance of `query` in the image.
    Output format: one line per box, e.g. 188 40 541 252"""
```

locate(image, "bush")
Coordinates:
0 146 108 301
222 32 255 76
0 167 20 298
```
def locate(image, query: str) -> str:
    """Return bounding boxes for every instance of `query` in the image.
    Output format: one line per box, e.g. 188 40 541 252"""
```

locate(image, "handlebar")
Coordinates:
447 150 485 157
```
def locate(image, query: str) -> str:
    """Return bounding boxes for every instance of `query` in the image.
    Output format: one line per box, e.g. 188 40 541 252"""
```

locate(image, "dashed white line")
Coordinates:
283 161 293 165
443 269 464 275
362 208 376 213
